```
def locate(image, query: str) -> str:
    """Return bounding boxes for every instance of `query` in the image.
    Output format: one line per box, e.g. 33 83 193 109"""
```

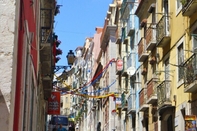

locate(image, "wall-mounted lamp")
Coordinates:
66 50 75 65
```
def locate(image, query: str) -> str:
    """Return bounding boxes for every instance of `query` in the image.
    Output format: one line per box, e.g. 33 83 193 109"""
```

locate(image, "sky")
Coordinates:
54 0 112 67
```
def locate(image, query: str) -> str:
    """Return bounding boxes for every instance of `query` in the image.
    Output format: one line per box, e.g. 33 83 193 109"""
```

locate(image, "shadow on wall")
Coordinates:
0 89 9 131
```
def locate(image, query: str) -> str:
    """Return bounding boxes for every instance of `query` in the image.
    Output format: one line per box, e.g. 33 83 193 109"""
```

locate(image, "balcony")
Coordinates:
127 14 135 36
135 0 155 17
121 0 135 19
146 77 158 104
122 57 128 76
146 24 156 51
127 94 136 114
157 80 172 109
138 38 149 62
156 15 171 47
149 56 157 65
40 0 55 100
184 54 197 93
72 81 77 89
121 93 128 111
139 88 149 111
100 20 116 50
116 24 122 44
182 0 197 16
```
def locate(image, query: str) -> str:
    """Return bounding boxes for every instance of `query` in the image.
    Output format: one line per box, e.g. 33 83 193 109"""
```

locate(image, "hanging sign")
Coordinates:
185 115 197 131
116 59 123 71
48 91 61 115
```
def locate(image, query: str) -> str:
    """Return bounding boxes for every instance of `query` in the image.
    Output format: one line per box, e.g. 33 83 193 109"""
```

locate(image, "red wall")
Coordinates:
14 0 38 130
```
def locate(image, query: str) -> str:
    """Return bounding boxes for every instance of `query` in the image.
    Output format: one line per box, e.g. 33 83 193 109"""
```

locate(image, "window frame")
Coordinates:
176 0 182 16
176 37 185 87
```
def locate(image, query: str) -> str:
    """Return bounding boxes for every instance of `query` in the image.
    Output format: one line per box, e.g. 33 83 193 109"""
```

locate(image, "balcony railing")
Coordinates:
127 14 135 36
146 77 158 104
138 38 148 62
184 54 197 93
157 80 172 108
156 15 171 47
146 24 156 51
100 19 109 50
116 24 122 44
40 1 55 100
121 93 128 111
182 0 197 16
139 88 149 111
40 9 53 44
127 94 136 114
122 57 128 76
121 0 135 18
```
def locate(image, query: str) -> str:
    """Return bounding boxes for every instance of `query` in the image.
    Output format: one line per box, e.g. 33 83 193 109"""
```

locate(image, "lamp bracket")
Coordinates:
54 65 71 73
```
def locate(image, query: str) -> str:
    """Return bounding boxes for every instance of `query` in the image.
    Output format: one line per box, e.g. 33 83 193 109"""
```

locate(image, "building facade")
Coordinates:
68 0 197 131
0 0 58 131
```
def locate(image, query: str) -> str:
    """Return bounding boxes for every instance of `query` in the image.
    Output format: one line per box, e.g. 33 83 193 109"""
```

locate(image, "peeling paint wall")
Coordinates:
0 0 19 130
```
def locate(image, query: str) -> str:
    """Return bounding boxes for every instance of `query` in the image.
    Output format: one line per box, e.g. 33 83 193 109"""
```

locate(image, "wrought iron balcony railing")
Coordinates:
156 15 171 47
116 24 122 44
122 57 128 76
146 77 157 104
157 80 172 108
121 0 135 18
139 88 149 111
127 14 135 36
121 93 128 111
138 37 148 62
40 9 53 43
183 54 197 92
146 23 156 51
182 0 197 16
127 94 136 114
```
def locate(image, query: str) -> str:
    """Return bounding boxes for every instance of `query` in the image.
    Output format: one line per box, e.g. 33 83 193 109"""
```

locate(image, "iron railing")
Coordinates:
156 15 170 44
157 80 171 108
183 54 197 87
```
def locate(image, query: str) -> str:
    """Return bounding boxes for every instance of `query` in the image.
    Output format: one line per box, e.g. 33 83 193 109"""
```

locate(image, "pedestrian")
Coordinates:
97 122 101 131
53 123 58 131
57 124 67 131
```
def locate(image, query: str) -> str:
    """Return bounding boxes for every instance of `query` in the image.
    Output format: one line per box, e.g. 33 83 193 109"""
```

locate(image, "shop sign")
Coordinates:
48 91 61 115
116 59 123 71
185 115 197 131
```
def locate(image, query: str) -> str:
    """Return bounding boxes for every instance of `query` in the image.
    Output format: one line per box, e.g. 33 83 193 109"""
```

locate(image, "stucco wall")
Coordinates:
0 0 19 130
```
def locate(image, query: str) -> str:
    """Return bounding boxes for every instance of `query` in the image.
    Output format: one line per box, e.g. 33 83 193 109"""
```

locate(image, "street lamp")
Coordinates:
66 50 75 65
54 50 75 73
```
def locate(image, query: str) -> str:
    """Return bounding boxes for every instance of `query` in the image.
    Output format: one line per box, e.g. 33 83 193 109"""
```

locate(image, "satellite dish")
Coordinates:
127 67 136 76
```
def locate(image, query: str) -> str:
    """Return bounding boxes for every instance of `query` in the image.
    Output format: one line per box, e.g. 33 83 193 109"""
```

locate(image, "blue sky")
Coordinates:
54 0 112 67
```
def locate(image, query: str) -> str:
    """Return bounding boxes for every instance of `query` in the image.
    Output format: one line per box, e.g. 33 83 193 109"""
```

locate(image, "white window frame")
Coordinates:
176 0 182 16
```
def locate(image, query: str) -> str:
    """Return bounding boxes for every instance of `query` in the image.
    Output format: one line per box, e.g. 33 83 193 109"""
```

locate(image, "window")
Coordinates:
192 28 197 50
177 0 182 9
178 43 184 81
176 0 182 15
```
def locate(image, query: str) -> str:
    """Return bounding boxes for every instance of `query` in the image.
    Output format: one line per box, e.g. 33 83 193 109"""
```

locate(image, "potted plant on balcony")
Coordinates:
149 56 156 65
181 0 187 6
55 56 61 63
56 48 62 55
55 5 61 16
141 68 147 75
56 40 61 47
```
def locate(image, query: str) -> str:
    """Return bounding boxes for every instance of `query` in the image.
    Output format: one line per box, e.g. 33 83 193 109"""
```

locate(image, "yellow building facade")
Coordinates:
137 0 197 131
